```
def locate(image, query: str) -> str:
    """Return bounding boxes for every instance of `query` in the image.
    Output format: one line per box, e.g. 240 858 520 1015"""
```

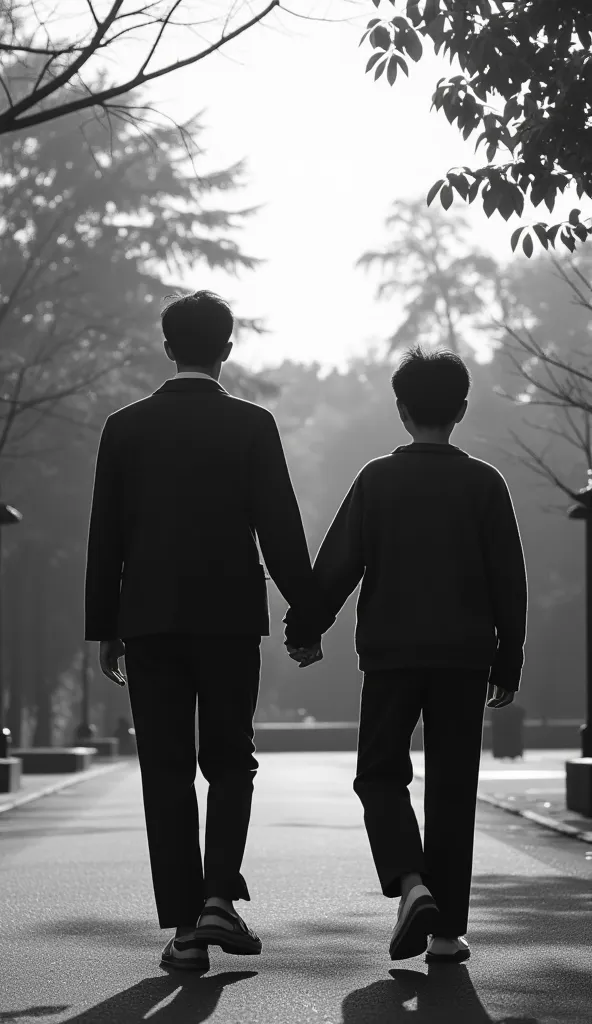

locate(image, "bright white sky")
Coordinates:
51 2 592 369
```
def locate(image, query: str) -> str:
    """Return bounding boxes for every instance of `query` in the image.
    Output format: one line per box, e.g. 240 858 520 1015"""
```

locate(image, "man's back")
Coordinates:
85 377 324 642
312 441 527 687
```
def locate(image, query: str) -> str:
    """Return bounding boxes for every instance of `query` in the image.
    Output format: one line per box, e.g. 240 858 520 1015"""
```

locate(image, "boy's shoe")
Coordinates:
194 905 262 955
425 935 470 963
160 932 210 972
389 884 441 960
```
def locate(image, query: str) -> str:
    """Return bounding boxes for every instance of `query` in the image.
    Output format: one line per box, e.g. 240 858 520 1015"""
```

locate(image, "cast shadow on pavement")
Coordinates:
2 973 259 1024
343 968 551 1024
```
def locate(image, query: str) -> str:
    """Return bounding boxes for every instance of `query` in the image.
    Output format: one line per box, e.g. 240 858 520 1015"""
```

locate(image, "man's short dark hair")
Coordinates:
161 290 234 366
391 345 471 427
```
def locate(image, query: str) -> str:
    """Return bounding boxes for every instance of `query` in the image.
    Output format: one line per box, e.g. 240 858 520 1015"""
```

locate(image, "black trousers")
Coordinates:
123 633 260 929
353 666 489 938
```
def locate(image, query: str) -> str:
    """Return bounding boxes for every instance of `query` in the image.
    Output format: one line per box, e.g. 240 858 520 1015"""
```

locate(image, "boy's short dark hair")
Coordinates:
391 345 471 427
161 290 234 366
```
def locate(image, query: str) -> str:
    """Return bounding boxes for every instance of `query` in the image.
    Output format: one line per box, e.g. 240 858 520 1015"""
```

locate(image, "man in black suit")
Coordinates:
85 290 326 971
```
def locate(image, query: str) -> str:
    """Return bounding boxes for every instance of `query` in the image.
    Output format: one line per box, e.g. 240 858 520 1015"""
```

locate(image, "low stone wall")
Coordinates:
253 720 584 753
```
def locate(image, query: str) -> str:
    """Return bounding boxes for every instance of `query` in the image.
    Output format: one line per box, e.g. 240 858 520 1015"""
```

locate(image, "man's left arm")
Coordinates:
85 416 124 644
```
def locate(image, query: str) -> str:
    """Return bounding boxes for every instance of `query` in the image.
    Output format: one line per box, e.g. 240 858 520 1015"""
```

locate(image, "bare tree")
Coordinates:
0 0 283 135
497 257 592 508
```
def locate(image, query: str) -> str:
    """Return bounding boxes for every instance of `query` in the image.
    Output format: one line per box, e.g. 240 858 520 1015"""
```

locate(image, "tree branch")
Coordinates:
0 0 280 134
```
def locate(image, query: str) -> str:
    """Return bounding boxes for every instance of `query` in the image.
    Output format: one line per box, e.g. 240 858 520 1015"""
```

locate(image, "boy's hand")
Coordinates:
286 642 323 669
99 639 127 686
486 683 514 708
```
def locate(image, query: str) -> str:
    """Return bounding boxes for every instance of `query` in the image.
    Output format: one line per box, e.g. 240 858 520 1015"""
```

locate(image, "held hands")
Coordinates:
99 639 127 686
286 641 323 669
486 682 514 708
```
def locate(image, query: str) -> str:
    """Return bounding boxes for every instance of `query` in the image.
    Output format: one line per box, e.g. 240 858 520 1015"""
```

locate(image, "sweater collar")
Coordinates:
392 442 468 457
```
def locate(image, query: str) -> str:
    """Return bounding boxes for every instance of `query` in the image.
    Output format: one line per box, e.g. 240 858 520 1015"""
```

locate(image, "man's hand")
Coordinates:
486 682 514 708
286 641 323 669
99 639 127 686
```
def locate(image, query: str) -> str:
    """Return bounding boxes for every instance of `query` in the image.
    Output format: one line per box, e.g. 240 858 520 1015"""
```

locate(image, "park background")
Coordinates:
1 1 590 745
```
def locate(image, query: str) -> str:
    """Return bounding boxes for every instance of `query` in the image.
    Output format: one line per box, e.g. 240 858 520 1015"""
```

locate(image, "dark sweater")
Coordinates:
85 377 328 645
307 442 528 691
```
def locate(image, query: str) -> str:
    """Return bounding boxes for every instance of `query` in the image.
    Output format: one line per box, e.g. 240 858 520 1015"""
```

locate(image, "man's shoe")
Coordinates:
389 884 441 960
195 905 262 956
160 932 210 972
425 935 470 963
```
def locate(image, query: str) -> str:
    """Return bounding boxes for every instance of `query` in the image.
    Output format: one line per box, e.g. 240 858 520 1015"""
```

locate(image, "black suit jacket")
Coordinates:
84 377 329 645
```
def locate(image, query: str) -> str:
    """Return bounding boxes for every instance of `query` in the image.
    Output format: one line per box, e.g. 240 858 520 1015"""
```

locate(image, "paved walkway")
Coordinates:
3 749 591 844
1 754 590 1024
412 748 592 843
0 761 123 814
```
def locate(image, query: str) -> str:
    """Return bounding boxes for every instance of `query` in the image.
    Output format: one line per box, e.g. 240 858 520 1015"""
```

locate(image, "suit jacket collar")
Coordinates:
152 377 229 396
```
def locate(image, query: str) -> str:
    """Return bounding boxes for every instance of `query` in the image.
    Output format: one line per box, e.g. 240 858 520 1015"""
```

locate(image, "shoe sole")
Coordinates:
193 926 262 956
425 948 470 964
160 955 210 972
389 899 441 960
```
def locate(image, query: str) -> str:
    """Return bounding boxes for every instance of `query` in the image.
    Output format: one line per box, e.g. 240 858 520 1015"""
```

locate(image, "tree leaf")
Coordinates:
426 179 445 206
374 58 388 80
440 183 453 210
387 55 398 85
395 54 409 76
510 227 523 252
522 233 534 258
447 172 469 200
467 179 481 203
404 29 423 61
482 184 498 218
366 51 385 73
370 25 391 50
532 223 549 250
568 208 580 226
406 0 422 26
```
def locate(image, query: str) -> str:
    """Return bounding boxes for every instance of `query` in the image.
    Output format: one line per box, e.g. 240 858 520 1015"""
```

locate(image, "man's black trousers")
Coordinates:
354 666 490 938
123 633 261 929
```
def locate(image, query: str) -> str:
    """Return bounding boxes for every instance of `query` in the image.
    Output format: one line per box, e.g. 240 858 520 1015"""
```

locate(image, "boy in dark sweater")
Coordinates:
286 345 527 964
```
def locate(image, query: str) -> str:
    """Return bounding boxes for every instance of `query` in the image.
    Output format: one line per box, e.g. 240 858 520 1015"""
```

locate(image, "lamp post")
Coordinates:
567 480 592 756
566 475 592 814
74 643 96 744
0 504 23 760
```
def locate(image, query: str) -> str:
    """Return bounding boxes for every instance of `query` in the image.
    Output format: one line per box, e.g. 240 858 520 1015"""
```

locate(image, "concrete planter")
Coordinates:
0 757 22 793
565 757 592 816
12 747 97 773
90 738 119 758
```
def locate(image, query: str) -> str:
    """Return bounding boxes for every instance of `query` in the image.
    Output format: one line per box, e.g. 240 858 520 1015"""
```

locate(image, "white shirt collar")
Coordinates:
174 371 216 381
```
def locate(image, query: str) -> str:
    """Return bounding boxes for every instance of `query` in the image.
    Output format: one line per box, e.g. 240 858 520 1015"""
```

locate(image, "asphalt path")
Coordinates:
0 753 590 1024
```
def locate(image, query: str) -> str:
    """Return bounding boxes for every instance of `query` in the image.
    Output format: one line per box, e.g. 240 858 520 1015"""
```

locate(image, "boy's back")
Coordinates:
297 345 529 963
310 440 527 691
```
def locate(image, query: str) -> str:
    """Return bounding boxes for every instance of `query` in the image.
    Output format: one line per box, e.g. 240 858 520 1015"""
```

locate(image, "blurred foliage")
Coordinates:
357 198 501 354
1 85 274 744
0 91 267 467
363 1 592 256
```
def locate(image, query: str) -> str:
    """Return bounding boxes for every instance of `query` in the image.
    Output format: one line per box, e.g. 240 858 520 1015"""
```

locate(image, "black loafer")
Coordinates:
160 934 210 972
195 905 262 955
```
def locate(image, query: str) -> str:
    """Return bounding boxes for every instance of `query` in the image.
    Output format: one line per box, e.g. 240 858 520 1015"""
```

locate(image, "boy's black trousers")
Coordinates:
354 666 490 938
123 633 261 929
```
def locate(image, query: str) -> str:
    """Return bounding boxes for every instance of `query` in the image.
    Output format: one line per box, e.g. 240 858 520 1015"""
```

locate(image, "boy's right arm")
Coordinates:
483 473 528 693
310 474 365 624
